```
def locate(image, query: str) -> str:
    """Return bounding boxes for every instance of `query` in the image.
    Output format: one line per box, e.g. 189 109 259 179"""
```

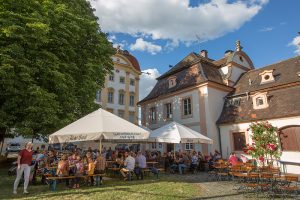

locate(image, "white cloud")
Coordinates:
288 36 300 55
90 0 268 44
130 38 162 55
259 27 274 32
108 34 116 42
139 68 161 100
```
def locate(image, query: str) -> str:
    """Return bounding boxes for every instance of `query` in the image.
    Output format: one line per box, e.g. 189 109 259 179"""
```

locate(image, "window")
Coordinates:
109 75 114 81
239 56 244 62
108 91 114 103
120 76 125 84
119 93 124 105
252 92 268 110
232 132 246 151
96 90 101 102
256 97 264 106
168 77 176 88
185 143 193 150
118 110 124 118
182 98 192 116
150 107 156 124
165 103 172 119
259 70 275 84
129 95 135 106
129 112 135 123
130 79 135 86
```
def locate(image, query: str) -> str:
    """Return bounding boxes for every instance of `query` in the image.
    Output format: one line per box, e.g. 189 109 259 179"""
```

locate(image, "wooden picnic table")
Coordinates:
147 161 158 167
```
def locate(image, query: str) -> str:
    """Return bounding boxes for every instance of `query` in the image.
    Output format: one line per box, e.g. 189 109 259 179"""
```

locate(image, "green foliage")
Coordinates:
244 121 281 164
0 0 115 140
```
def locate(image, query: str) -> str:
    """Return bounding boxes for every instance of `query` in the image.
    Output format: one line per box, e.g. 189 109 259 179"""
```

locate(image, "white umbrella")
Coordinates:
149 121 213 144
49 108 150 151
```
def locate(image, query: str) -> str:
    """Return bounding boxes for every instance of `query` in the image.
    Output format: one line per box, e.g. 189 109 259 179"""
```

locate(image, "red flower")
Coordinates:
267 143 277 151
259 156 264 162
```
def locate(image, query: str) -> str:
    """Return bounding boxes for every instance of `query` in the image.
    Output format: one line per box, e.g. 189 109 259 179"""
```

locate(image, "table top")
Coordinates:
146 161 158 164
278 160 300 165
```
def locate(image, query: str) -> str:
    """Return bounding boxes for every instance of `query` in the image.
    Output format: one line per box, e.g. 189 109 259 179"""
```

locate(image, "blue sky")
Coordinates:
91 0 300 99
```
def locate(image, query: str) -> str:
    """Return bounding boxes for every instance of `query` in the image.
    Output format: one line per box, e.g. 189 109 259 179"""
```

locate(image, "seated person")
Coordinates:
228 152 238 166
190 151 198 172
135 151 147 180
94 154 106 186
115 153 124 168
178 153 189 175
86 157 95 186
56 154 70 186
120 152 135 180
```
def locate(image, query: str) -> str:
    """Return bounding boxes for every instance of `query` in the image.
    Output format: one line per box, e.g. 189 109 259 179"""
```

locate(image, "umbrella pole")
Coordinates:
99 137 102 154
173 143 176 158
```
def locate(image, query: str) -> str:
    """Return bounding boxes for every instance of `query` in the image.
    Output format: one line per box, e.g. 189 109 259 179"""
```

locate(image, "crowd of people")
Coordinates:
13 142 253 195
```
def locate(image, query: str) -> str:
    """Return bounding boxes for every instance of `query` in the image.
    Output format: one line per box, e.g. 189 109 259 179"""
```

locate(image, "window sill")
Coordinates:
181 114 193 119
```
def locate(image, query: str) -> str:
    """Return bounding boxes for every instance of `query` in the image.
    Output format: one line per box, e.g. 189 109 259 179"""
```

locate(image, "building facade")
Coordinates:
96 48 141 124
217 56 300 174
139 41 254 154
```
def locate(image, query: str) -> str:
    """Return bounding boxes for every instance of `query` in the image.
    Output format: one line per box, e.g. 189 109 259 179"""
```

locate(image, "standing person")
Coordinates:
13 142 34 194
135 151 147 180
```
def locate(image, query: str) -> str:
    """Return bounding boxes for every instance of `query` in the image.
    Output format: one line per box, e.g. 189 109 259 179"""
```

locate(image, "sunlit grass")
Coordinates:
0 166 200 200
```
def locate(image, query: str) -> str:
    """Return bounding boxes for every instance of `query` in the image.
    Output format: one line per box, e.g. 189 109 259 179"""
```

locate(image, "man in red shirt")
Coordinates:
13 142 34 194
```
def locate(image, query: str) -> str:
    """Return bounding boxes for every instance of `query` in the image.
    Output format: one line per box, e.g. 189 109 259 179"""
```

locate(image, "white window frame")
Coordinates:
183 98 192 116
129 95 135 107
109 74 114 81
185 143 193 150
252 92 268 110
108 91 114 103
165 103 172 119
119 76 125 84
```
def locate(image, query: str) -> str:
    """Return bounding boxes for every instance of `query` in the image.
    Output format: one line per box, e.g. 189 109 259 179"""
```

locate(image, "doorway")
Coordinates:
167 143 174 152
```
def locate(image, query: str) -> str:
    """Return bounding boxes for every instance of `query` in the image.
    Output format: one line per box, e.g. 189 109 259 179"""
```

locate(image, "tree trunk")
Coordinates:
0 128 7 155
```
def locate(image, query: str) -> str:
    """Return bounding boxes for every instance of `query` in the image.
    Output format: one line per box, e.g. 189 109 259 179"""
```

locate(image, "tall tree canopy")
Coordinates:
0 0 115 141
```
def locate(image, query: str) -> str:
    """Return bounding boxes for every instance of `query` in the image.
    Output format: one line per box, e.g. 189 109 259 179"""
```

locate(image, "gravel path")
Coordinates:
167 172 269 200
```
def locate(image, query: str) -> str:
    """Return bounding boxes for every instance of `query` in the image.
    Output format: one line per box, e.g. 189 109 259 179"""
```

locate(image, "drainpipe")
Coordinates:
217 125 223 157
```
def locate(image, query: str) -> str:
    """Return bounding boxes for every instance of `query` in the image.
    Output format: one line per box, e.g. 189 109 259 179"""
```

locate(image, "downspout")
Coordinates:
217 125 223 157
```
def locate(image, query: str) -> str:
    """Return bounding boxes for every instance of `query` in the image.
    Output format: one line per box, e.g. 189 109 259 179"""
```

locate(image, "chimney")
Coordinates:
200 50 208 58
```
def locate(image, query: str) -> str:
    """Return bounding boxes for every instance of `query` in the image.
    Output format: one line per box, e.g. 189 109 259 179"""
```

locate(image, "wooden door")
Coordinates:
278 126 300 151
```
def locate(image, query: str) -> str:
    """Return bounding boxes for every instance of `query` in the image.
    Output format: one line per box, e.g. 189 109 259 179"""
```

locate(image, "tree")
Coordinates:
0 0 115 142
243 121 281 165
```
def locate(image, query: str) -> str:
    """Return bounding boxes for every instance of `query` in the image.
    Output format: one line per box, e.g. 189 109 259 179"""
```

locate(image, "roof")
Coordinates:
217 56 300 124
139 53 225 104
116 49 141 72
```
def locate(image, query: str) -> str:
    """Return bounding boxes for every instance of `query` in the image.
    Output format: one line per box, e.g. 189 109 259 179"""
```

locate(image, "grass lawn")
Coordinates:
0 165 201 200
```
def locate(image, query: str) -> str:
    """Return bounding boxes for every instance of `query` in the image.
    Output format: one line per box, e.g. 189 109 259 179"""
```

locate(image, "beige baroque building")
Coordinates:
96 48 141 124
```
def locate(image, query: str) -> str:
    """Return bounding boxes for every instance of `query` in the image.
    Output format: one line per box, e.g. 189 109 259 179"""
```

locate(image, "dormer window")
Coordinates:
168 76 177 88
252 92 268 110
259 70 275 84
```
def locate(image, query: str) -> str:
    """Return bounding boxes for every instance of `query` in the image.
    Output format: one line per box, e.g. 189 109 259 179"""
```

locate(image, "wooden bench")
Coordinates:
46 173 106 191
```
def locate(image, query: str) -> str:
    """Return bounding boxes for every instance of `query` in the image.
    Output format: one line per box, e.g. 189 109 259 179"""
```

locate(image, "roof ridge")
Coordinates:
247 55 300 73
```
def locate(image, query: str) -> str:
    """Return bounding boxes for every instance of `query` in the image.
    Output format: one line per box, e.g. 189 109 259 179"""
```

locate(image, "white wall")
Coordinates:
232 54 251 68
205 87 228 152
144 90 200 129
219 116 300 174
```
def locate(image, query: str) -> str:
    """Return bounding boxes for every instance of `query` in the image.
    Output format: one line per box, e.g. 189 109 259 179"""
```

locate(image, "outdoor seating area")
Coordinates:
207 159 300 199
